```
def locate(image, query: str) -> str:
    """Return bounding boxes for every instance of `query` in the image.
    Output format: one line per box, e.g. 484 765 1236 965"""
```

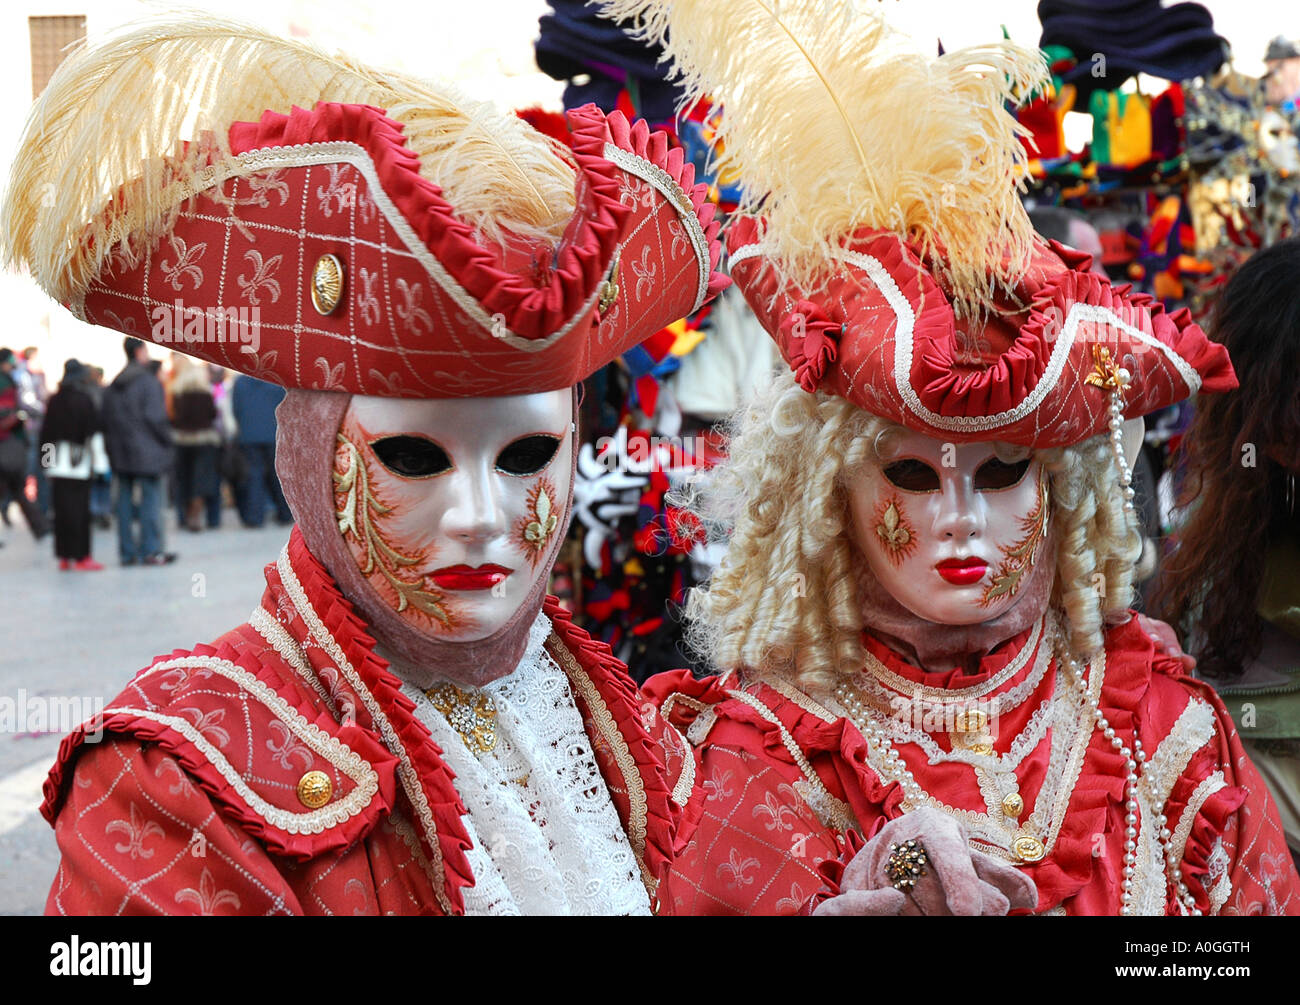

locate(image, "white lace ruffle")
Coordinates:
402 612 651 916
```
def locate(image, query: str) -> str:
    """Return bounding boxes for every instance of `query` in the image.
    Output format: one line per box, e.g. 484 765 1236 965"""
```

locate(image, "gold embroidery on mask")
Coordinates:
981 471 1049 607
874 495 917 564
334 431 453 627
517 477 560 564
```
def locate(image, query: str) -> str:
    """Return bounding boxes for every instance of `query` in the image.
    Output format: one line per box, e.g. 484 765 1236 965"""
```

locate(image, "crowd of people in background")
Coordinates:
0 336 292 569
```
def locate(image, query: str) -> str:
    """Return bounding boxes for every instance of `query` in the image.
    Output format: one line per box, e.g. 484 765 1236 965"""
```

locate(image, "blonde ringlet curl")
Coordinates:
681 370 1143 695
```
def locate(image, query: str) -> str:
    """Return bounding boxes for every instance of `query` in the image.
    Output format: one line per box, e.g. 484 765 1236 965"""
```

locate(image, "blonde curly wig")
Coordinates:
683 370 1142 695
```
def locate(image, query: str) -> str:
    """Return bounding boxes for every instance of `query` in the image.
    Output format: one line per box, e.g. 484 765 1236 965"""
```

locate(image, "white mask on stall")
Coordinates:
334 391 574 643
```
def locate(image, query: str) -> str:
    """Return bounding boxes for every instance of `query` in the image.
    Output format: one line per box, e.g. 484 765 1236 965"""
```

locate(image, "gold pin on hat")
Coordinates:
311 253 345 315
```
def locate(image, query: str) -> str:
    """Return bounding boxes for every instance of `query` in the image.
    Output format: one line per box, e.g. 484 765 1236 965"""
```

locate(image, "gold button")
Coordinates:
956 709 988 733
297 770 333 808
311 254 345 315
967 741 995 756
1002 793 1025 818
1012 833 1045 862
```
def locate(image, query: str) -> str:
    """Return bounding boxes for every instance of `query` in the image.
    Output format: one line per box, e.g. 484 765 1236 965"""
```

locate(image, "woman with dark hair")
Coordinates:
1156 236 1300 866
41 358 102 570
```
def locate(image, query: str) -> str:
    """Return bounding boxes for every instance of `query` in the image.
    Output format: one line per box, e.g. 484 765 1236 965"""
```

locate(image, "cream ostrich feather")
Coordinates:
599 0 1048 314
1 14 576 304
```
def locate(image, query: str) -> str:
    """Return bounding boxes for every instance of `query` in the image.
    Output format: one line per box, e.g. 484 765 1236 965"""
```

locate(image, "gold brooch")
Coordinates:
597 251 620 314
426 683 498 754
1083 344 1131 392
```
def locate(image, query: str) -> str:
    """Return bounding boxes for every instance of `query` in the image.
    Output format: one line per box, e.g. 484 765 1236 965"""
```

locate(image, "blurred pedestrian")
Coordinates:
168 355 221 532
41 359 102 570
84 365 112 529
206 363 235 528
231 373 291 527
102 337 175 565
15 345 51 519
0 346 49 541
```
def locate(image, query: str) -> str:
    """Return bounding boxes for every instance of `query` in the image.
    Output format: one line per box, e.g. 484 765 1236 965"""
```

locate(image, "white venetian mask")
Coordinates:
334 391 573 643
846 428 1050 626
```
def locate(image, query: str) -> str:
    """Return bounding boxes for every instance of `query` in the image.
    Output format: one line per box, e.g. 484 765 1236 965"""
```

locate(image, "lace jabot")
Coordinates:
401 611 652 916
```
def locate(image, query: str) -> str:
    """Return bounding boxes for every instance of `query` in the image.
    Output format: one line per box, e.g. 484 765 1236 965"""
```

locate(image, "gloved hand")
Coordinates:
812 808 1038 916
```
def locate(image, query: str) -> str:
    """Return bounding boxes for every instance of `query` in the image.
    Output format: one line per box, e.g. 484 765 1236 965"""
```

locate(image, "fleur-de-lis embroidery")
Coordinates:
630 245 657 302
102 310 138 335
357 187 377 225
597 300 621 344
266 719 313 771
316 163 357 217
617 173 653 208
178 706 231 749
237 249 283 306
394 278 433 336
154 756 197 797
667 218 689 258
246 169 290 208
158 667 190 691
105 803 165 860
344 877 371 916
313 357 347 391
753 791 800 832
174 868 242 915
159 234 207 291
775 882 808 914
357 268 381 326
245 349 282 385
523 483 558 553
717 849 760 888
703 765 735 802
366 370 405 396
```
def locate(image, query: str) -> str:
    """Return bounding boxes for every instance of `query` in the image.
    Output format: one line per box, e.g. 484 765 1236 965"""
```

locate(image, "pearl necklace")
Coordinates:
836 650 1202 915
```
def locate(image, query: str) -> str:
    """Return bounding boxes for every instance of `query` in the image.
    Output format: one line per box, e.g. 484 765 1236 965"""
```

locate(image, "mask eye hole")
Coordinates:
496 434 562 477
882 459 940 492
369 436 452 478
974 457 1031 490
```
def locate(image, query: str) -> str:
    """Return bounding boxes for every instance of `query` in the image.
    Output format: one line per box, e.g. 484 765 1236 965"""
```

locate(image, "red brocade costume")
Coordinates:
646 614 1300 915
41 529 680 915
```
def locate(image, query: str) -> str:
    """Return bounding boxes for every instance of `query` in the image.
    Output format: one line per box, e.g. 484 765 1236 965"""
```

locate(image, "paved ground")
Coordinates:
0 505 291 915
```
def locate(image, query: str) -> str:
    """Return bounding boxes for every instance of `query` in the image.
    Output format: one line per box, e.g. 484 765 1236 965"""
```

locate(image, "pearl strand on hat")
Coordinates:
1106 373 1138 518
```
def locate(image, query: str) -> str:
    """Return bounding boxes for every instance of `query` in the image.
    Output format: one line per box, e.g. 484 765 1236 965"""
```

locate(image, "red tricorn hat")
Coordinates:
729 217 1237 448
3 22 726 397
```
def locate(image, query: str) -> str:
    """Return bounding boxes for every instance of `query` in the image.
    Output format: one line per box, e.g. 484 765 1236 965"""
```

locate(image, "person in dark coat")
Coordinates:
231 373 292 527
40 359 102 569
101 337 175 565
0 346 50 541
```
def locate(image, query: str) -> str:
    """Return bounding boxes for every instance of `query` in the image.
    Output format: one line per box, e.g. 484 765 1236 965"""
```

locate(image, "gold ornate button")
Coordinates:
1002 793 1025 818
311 253 344 315
297 770 333 809
1012 833 1045 863
955 708 988 733
597 251 620 314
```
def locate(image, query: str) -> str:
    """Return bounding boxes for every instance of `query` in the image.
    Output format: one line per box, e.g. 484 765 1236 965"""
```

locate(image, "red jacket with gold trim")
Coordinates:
41 528 679 915
646 615 1300 916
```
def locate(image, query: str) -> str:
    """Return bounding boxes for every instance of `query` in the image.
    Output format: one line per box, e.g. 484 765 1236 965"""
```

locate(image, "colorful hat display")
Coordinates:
2 18 726 398
601 0 1236 452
